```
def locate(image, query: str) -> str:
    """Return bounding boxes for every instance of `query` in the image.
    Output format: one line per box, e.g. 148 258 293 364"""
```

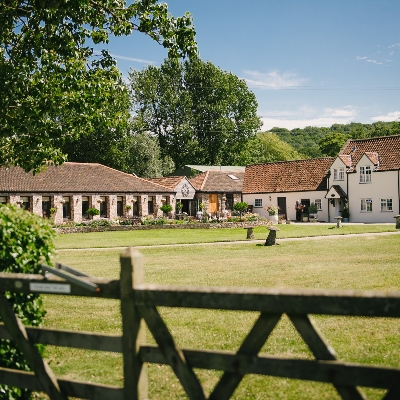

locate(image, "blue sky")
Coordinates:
100 0 400 131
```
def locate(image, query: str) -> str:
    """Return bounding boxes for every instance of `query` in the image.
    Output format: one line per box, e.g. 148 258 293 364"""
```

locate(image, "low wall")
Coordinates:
55 221 271 234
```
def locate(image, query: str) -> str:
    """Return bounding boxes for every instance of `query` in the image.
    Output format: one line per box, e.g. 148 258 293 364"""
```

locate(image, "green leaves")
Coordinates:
0 204 55 398
1 0 198 172
129 58 261 167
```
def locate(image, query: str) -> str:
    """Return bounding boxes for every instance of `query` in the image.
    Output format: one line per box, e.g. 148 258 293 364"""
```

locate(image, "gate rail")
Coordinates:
0 247 400 399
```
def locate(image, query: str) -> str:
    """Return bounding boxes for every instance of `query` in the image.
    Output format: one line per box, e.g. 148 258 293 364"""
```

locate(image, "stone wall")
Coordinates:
55 220 270 234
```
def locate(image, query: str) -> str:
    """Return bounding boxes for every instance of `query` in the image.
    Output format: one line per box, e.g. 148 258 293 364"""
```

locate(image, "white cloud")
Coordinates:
388 43 400 48
356 56 367 60
370 111 400 122
390 51 394 56
243 70 308 89
323 107 356 117
261 106 357 130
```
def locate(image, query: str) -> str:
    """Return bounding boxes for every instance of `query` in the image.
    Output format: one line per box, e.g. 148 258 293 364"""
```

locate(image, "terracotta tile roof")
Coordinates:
243 158 334 194
364 152 379 166
141 176 187 190
189 171 244 193
338 154 352 167
339 135 400 172
0 163 174 194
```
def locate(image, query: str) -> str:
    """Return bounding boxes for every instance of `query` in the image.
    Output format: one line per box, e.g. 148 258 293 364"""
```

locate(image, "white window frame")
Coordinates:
333 168 345 181
359 166 371 183
380 198 393 212
314 199 322 210
360 198 372 212
254 198 263 208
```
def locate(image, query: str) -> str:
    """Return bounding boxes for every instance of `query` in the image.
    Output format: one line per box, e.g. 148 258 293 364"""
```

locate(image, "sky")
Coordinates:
98 0 400 131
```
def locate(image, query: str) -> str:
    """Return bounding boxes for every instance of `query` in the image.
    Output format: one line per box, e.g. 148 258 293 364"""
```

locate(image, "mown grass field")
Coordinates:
40 227 400 399
54 223 397 249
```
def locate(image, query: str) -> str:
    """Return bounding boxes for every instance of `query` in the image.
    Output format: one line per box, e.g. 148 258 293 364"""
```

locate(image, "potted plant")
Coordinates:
86 207 100 219
341 206 350 222
308 203 318 222
233 201 248 218
125 204 132 216
160 203 173 216
265 204 279 223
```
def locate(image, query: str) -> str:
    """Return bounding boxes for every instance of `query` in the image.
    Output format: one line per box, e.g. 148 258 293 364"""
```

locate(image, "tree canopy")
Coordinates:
238 132 305 165
129 58 262 167
0 0 197 172
270 121 400 158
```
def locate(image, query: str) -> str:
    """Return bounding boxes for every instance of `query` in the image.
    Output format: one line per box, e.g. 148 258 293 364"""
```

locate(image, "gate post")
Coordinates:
120 248 148 400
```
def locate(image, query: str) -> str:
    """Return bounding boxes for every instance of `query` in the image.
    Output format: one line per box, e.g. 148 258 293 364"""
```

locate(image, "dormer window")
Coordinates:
360 166 371 183
333 168 345 180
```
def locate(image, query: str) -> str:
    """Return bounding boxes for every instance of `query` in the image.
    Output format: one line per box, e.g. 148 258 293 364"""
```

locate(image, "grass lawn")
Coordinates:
54 223 397 249
40 230 400 399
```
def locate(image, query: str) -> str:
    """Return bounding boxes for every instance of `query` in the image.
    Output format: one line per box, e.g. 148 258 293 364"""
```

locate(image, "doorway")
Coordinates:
277 197 287 219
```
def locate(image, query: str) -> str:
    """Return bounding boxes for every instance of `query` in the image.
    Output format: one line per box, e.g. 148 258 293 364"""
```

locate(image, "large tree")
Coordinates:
0 0 197 172
129 58 262 167
238 132 305 165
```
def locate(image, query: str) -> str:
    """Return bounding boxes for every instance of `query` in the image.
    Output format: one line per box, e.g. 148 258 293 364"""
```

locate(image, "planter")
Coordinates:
269 214 278 224
302 216 309 222
342 218 349 223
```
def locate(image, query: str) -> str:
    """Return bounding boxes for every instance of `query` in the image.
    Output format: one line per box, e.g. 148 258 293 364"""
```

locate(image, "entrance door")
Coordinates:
277 197 287 219
209 194 218 214
301 199 310 214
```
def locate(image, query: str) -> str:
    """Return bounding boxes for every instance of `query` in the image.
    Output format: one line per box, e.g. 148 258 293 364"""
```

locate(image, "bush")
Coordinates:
160 204 173 214
86 207 100 218
0 204 55 399
233 201 248 216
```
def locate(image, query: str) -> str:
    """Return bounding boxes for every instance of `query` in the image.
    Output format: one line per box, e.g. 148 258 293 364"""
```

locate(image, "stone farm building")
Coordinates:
189 170 244 217
0 162 176 224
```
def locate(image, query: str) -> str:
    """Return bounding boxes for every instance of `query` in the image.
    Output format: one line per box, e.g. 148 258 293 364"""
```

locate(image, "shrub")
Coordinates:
308 203 318 214
0 204 55 399
86 207 100 218
160 204 173 214
233 201 248 217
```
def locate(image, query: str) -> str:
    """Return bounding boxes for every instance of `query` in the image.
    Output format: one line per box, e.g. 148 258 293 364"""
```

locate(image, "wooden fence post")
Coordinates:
120 247 148 400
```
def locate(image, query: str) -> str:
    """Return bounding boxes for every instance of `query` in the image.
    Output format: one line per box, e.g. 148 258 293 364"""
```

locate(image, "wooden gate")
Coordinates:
208 194 218 214
1 248 400 399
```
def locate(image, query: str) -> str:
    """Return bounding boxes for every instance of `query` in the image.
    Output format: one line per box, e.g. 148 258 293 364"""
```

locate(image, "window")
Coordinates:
62 196 71 219
100 196 107 217
314 199 322 210
42 196 51 218
380 198 393 212
21 196 30 211
360 198 372 212
82 196 89 217
0 196 7 204
333 168 345 180
117 196 123 217
360 166 371 183
225 194 233 210
255 199 263 207
148 196 154 214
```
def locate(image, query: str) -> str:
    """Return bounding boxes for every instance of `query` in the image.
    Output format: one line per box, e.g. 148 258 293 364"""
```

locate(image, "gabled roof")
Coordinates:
325 185 348 199
338 154 352 168
189 171 244 193
243 158 334 194
141 176 188 190
339 135 400 172
0 163 174 193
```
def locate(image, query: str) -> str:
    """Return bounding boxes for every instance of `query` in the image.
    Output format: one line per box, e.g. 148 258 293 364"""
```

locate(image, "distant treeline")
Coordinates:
266 121 400 158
